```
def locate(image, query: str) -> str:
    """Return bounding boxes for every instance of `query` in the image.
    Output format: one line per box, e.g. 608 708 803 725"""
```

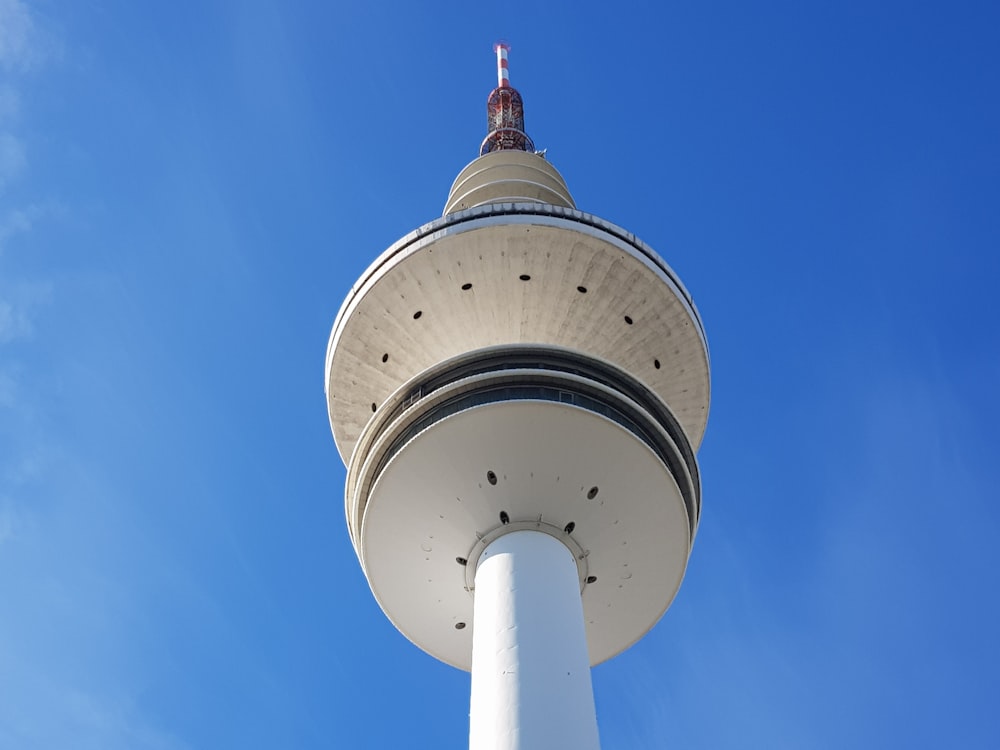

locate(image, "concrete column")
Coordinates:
469 530 600 750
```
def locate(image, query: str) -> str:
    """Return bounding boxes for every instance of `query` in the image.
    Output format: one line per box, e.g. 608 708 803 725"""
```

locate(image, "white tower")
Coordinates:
325 44 710 750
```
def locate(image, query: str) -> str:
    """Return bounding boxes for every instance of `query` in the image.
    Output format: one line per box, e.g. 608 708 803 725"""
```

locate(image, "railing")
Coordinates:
361 364 700 536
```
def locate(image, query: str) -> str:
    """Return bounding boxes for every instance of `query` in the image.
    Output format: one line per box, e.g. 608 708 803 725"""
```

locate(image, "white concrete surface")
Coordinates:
357 399 691 669
326 206 710 465
470 530 600 750
444 150 576 213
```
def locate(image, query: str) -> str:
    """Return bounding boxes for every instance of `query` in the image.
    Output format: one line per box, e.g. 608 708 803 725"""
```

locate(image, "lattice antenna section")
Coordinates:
480 43 535 156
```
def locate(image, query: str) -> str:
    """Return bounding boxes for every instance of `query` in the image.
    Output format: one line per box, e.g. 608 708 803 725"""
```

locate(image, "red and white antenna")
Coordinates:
496 42 510 88
481 42 535 156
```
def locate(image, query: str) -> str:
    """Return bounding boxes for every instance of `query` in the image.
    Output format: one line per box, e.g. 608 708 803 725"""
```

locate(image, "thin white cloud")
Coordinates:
0 84 19 121
0 499 15 545
64 689 191 750
0 280 49 342
0 9 192 746
0 0 40 71
0 369 13 408
0 0 48 552
0 298 30 341
0 0 56 192
0 203 41 252
0 131 25 188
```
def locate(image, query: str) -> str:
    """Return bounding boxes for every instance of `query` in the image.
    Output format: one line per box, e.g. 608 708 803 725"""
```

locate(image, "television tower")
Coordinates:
325 44 710 750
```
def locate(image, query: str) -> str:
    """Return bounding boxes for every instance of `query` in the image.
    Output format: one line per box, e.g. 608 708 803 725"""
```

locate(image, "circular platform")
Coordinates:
357 397 693 670
325 203 711 466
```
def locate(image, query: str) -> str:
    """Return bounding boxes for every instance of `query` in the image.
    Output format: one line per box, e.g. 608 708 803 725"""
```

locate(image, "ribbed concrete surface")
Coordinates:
444 150 576 214
326 208 710 465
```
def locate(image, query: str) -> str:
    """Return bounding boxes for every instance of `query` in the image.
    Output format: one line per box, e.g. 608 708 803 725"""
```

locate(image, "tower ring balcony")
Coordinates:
346 347 700 669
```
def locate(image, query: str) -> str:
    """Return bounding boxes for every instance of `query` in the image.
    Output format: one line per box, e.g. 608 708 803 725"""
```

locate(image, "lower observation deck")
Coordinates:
350 348 699 670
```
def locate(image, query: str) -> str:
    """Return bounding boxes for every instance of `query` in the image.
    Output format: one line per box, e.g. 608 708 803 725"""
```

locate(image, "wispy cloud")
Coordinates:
0 203 40 252
0 0 42 71
0 296 30 341
0 0 51 565
0 0 58 193
0 8 196 748
0 0 32 195
0 366 15 407
0 279 50 341
0 83 19 120
0 498 15 545
63 688 190 750
0 0 50 346
0 130 25 189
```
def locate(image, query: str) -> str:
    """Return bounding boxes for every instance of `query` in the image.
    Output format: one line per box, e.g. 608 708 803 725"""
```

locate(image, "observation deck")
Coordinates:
325 149 710 670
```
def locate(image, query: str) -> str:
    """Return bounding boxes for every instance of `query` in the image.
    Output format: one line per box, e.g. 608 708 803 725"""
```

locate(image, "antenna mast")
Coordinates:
480 43 535 156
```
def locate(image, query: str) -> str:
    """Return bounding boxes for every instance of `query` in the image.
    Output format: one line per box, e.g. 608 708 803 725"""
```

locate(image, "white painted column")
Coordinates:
469 530 600 750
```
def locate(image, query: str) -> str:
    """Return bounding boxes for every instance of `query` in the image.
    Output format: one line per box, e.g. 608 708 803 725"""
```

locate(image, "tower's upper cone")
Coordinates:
444 44 574 215
443 150 575 214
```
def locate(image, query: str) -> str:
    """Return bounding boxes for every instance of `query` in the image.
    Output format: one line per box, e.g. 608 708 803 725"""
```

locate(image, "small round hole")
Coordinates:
413 310 422 319
456 557 468 566
381 353 389 363
486 470 497 486
587 486 599 500
455 622 466 630
461 282 473 290
519 274 531 281
499 510 510 525
586 575 598 584
577 286 588 294
563 521 576 534
624 315 633 325
371 402 377 413
654 359 661 369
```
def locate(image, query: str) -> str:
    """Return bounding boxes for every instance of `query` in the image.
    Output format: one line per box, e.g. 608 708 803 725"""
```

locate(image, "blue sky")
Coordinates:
1 1 998 747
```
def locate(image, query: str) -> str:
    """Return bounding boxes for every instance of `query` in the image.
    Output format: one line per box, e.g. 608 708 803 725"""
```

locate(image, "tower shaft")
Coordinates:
470 530 600 750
